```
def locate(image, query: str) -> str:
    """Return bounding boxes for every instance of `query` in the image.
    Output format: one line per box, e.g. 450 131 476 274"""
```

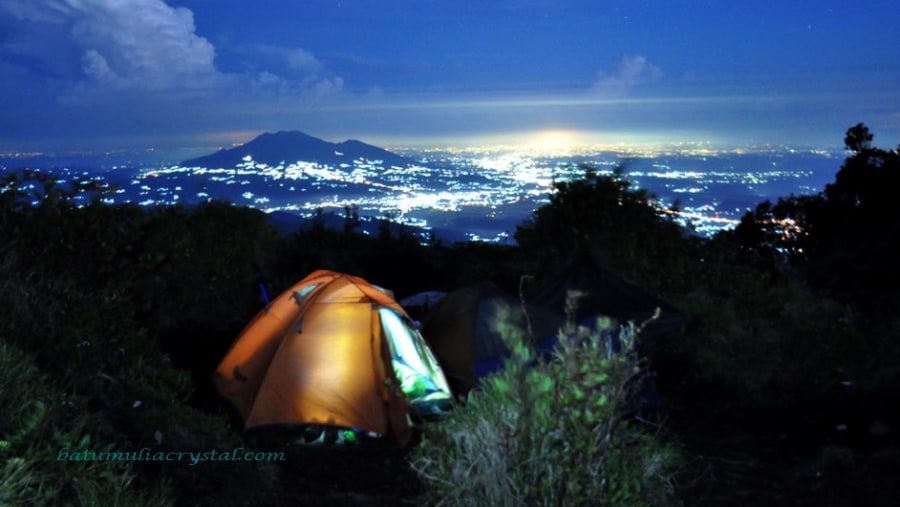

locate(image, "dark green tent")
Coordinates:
525 257 689 341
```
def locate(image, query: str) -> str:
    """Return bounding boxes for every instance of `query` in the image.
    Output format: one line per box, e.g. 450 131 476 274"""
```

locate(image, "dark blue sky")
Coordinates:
1 0 898 156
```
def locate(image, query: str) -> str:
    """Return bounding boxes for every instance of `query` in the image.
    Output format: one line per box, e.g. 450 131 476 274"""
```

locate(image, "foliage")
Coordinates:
2 122 899 504
514 165 698 296
0 340 176 507
409 299 682 506
275 209 523 298
0 178 283 505
653 124 900 413
674 267 888 406
727 124 900 317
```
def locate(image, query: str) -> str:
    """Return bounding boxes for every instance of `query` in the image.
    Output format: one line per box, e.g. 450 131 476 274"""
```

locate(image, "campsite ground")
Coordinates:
664 388 900 507
254 441 424 506
206 393 900 507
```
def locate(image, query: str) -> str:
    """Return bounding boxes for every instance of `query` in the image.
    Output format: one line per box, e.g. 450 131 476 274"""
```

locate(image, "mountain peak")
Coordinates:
180 131 413 169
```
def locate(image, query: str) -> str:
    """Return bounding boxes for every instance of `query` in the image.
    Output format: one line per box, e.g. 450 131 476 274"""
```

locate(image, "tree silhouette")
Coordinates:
729 123 899 316
844 122 873 153
514 165 694 291
826 125 900 225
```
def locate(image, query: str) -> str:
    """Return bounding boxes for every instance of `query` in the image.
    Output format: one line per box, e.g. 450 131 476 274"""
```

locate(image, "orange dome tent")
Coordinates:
213 270 451 446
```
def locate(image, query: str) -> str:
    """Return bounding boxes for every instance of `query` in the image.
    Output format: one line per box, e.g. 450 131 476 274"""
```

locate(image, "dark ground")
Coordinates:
664 387 900 507
227 437 424 507
191 391 900 507
670 405 900 507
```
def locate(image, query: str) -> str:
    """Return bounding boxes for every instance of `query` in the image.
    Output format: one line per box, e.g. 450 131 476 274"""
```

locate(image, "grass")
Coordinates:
0 340 176 507
409 292 682 506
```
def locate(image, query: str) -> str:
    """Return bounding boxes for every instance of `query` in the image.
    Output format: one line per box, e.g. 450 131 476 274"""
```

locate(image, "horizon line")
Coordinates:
1 127 849 162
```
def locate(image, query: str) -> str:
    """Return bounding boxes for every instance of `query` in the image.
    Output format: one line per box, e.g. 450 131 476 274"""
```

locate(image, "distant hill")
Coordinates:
180 131 415 169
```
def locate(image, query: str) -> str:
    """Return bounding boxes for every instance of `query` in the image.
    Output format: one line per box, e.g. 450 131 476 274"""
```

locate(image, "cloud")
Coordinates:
242 44 344 101
1 0 345 99
247 44 323 76
0 0 69 23
75 3 219 92
1 0 221 93
312 77 345 97
285 48 322 75
592 55 663 97
0 0 351 148
241 44 344 97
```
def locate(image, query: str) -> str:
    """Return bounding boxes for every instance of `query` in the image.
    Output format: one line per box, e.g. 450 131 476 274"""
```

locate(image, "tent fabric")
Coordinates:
525 257 690 341
398 291 447 309
421 282 560 394
420 259 688 395
398 290 447 322
213 270 451 446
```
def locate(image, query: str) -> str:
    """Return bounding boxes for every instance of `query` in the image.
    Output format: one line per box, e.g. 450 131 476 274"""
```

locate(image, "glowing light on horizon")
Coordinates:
382 128 737 155
525 129 582 154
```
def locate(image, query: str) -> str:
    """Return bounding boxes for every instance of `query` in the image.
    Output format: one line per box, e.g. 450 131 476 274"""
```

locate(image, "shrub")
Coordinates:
673 264 897 408
0 340 175 507
0 227 253 505
513 167 695 296
409 299 681 506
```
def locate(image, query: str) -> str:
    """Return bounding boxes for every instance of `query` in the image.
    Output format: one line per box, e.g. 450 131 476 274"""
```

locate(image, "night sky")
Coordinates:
1 0 898 156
